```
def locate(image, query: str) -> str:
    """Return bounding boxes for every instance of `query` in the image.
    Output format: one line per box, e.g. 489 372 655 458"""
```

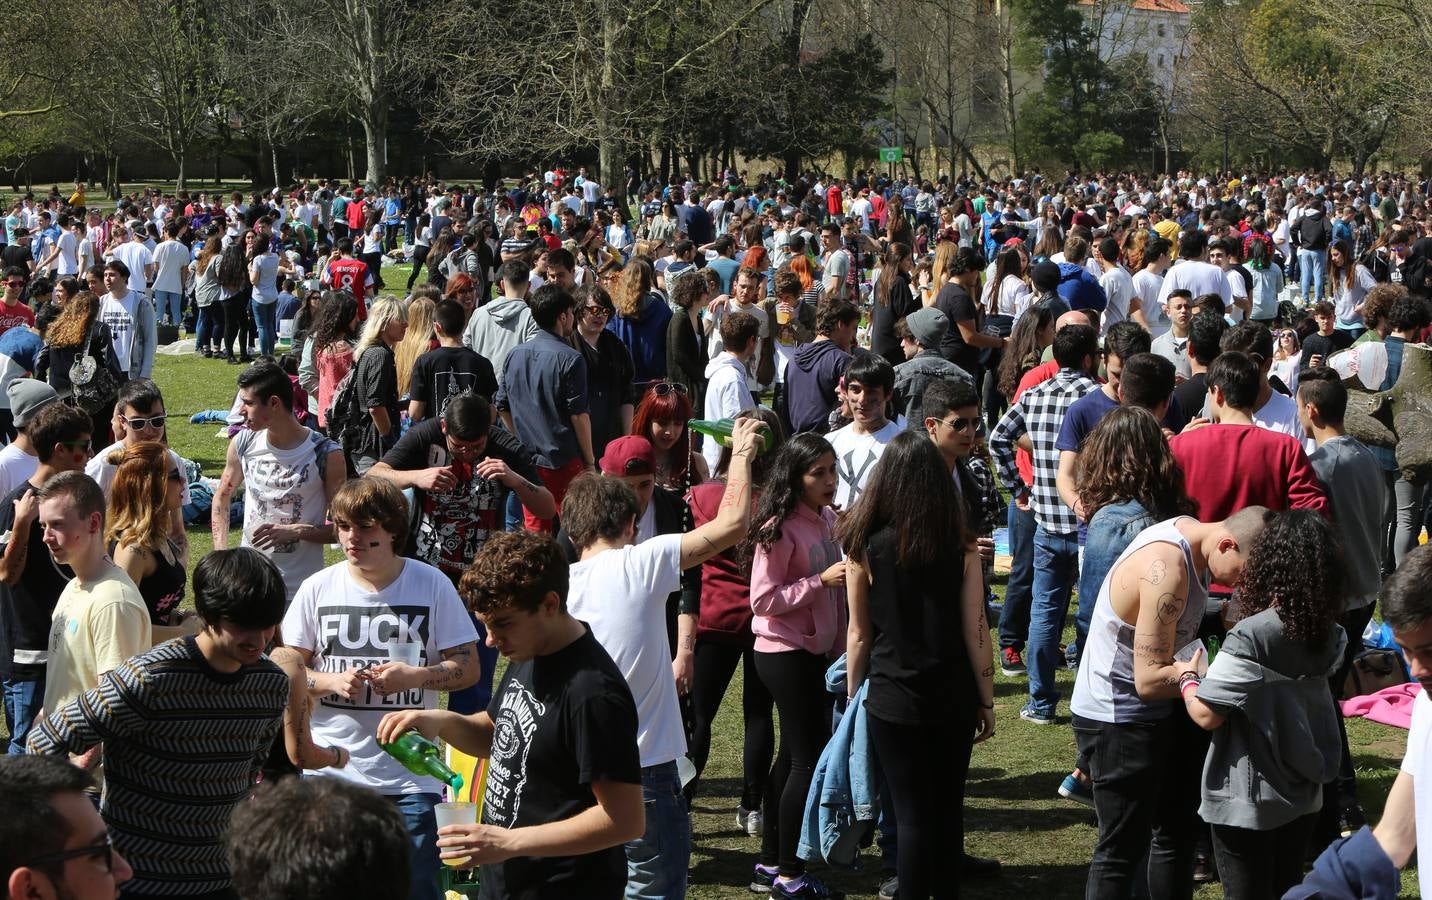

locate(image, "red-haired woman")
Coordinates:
632 381 709 495
443 272 479 321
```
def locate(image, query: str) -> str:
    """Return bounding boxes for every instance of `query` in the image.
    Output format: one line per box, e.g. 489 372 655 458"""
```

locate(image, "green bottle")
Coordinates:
687 418 774 455
380 731 464 790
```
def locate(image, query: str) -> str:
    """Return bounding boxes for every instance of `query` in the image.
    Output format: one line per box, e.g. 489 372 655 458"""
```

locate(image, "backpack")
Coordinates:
323 361 367 456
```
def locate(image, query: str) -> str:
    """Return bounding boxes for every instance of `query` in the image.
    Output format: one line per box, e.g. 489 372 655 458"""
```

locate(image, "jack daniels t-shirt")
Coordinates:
280 558 478 793
479 626 641 900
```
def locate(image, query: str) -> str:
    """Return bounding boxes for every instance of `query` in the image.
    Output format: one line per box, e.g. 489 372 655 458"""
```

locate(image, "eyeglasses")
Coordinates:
59 439 91 452
4 280 24 287
651 382 688 397
121 415 166 431
583 305 610 318
27 834 115 873
936 416 979 433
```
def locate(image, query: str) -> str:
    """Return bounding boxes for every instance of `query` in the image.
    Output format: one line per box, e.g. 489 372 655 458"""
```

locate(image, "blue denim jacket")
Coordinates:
1283 826 1399 900
1077 499 1156 614
797 655 878 867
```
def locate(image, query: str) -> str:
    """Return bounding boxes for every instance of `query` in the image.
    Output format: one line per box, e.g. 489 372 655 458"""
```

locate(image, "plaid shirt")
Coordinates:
990 368 1098 534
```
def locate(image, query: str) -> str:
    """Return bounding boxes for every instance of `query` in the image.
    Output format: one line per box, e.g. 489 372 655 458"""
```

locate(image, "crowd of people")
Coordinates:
2 164 1432 900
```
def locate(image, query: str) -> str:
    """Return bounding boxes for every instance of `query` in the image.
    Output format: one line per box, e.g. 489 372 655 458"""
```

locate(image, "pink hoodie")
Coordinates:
750 503 845 655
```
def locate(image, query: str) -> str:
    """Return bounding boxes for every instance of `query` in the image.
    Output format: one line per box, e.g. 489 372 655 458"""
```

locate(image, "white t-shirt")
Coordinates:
1099 266 1136 331
55 230 80 276
281 559 479 794
235 427 337 603
1224 269 1248 323
86 440 192 507
1132 268 1168 336
849 198 873 232
0 444 37 499
111 241 153 293
829 419 902 509
567 535 686 768
1402 690 1432 900
151 239 189 294
1158 259 1232 310
98 293 136 373
581 181 602 204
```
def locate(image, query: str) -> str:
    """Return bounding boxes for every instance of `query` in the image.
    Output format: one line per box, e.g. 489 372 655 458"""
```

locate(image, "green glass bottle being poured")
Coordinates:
687 418 774 454
380 730 464 791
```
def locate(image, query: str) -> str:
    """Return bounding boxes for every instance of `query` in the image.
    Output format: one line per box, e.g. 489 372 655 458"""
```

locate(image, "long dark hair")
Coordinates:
1075 407 1197 522
1233 509 1346 645
312 291 360 355
217 240 248 292
983 245 1027 314
997 304 1055 399
746 433 834 552
874 243 911 307
838 431 965 567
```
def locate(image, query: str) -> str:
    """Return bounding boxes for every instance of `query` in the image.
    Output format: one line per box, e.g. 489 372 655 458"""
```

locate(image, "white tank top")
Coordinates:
1071 517 1209 724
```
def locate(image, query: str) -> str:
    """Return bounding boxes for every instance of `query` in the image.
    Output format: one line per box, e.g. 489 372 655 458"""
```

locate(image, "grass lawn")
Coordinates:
4 329 1418 898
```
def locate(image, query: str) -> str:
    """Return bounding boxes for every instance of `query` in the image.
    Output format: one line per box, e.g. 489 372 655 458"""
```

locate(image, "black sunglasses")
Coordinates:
651 382 688 397
936 416 979 433
27 834 115 873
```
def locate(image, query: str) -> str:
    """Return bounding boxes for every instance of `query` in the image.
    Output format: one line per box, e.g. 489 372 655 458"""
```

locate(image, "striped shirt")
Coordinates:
28 636 287 896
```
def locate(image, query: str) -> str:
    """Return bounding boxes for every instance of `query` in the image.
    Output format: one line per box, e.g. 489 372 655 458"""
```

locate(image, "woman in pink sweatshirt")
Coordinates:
746 432 846 900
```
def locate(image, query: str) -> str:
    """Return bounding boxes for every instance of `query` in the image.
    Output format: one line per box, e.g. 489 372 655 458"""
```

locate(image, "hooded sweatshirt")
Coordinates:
607 291 673 384
1056 262 1108 313
784 339 850 435
702 353 754 470
688 482 755 646
462 295 540 379
750 503 845 656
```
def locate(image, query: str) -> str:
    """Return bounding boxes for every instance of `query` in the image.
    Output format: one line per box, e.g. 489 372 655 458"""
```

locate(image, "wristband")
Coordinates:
1178 669 1201 685
1180 679 1200 700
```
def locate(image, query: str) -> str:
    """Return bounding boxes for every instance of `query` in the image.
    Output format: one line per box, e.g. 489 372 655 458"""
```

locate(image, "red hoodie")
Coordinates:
688 482 756 646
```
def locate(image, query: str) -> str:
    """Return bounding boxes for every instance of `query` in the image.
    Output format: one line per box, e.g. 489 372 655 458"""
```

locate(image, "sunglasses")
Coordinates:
26 834 115 873
122 415 167 430
4 280 24 287
936 416 979 433
651 382 688 397
583 305 610 318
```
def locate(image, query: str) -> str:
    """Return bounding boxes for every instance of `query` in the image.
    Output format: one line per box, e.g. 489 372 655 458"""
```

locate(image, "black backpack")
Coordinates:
323 361 367 456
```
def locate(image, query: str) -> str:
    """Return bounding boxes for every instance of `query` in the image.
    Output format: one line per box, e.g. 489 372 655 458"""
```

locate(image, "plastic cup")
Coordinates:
434 801 477 868
776 305 793 326
388 641 421 666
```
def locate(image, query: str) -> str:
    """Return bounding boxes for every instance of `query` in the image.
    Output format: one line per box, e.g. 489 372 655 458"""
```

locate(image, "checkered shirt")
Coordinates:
990 368 1098 534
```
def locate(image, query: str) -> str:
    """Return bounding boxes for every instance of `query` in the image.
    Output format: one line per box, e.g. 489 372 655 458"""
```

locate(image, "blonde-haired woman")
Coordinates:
394 296 436 399
351 295 408 473
107 441 193 641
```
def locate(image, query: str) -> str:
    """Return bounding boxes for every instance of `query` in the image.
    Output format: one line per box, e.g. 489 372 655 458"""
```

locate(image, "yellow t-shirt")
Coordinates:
43 566 152 715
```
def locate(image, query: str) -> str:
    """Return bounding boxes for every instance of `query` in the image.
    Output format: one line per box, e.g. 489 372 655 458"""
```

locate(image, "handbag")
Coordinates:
1341 648 1409 700
69 313 121 414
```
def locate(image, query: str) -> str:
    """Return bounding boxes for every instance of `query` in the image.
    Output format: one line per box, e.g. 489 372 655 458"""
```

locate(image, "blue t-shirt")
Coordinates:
1055 388 1188 453
707 257 740 294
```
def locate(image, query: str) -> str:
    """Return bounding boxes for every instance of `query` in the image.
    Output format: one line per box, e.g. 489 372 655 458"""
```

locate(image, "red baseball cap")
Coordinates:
600 436 655 477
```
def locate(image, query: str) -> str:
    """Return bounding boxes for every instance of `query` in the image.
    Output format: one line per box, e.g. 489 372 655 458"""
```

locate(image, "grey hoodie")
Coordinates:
462 295 540 379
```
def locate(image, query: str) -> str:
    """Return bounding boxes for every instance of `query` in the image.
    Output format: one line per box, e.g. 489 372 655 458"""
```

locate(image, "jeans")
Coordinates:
1298 248 1326 303
870 711 975 900
1073 713 1206 900
195 302 224 352
153 289 183 326
390 791 442 900
1210 815 1318 900
1390 473 1426 570
1028 526 1079 717
625 761 690 900
3 676 44 754
251 299 277 357
223 289 252 358
1000 500 1036 652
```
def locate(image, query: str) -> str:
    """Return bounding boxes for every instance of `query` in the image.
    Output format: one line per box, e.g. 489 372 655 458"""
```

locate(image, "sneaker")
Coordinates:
878 875 898 900
749 864 777 893
1192 850 1218 884
770 873 845 899
1057 772 1095 807
1000 646 1026 676
1063 643 1080 670
736 805 763 837
1019 704 1054 726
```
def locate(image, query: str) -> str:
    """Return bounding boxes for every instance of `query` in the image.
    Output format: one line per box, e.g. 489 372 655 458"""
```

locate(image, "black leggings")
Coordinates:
870 711 975 900
754 648 831 875
222 288 253 359
362 251 385 289
406 245 431 291
1210 815 1318 900
687 640 774 811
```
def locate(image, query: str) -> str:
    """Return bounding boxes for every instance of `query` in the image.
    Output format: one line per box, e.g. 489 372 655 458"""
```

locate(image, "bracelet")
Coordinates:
978 701 994 710
1178 670 1201 685
1180 680 1200 700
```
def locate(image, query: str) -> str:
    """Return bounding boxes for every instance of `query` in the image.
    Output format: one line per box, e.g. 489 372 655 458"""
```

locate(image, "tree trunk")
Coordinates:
362 100 387 186
271 139 281 190
175 151 186 192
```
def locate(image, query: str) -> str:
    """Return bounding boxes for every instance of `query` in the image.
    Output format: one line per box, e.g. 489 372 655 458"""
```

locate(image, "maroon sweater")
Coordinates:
1169 423 1328 522
688 482 755 646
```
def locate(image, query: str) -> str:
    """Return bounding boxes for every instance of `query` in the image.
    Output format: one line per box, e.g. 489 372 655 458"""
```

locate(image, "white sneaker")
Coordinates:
736 805 763 836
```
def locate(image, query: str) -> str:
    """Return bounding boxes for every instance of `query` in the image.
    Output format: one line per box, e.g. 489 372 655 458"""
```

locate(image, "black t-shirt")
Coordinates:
381 418 542 580
574 330 636 460
1300 331 1352 369
479 627 641 900
0 481 73 679
1 244 30 271
933 282 982 375
863 526 975 726
1172 372 1208 421
354 344 400 459
870 272 920 367
408 345 498 419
